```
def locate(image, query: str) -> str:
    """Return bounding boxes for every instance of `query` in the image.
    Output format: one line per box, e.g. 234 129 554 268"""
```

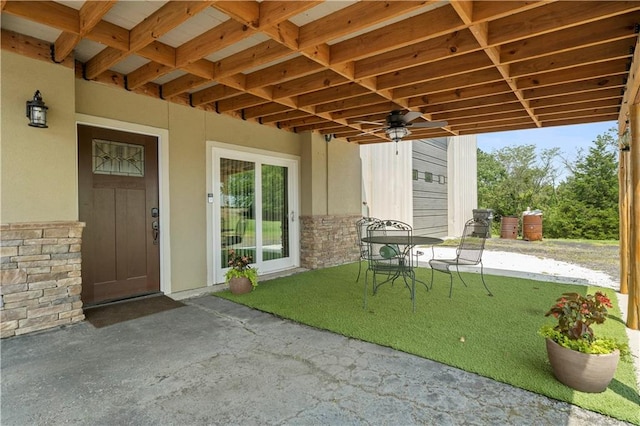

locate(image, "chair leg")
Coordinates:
448 273 454 298
363 269 369 309
455 264 469 288
356 259 362 282
480 262 493 296
429 267 435 290
411 270 416 313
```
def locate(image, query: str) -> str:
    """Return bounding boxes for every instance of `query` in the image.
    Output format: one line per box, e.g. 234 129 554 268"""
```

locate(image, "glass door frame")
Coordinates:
207 142 300 285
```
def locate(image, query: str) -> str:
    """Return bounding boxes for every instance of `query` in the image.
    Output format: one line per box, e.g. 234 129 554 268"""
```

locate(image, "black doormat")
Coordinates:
84 295 185 328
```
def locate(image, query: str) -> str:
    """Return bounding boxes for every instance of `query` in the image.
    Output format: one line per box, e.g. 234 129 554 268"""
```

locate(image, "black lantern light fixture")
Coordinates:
385 126 409 143
26 90 48 128
386 126 410 155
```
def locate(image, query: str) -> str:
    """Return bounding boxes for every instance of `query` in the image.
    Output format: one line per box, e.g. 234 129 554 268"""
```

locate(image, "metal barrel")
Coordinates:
500 216 518 239
523 215 543 241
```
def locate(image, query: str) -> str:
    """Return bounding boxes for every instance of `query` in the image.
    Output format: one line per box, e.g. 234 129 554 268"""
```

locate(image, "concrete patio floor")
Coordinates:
1 292 635 425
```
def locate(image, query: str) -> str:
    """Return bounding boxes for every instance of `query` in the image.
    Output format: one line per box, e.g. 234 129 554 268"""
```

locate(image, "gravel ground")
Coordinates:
484 238 620 282
441 237 620 282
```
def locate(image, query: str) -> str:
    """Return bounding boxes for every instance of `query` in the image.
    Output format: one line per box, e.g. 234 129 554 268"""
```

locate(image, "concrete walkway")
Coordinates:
1 295 633 425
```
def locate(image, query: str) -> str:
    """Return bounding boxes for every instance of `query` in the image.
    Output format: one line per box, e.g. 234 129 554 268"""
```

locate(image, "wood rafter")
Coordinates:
2 0 639 139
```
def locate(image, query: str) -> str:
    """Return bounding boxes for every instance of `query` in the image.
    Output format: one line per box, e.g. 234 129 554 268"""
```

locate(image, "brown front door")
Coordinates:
78 124 160 306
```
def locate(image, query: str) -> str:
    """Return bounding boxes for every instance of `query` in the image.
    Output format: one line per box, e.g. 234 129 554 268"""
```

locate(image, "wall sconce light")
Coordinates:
26 90 48 128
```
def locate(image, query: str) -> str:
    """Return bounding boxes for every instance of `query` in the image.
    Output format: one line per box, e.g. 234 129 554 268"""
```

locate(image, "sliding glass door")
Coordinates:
213 148 298 281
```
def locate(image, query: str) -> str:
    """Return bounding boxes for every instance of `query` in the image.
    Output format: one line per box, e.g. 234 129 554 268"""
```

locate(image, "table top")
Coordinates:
361 235 444 246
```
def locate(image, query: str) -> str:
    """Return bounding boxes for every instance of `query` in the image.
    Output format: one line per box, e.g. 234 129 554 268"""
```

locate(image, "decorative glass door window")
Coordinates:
92 139 144 177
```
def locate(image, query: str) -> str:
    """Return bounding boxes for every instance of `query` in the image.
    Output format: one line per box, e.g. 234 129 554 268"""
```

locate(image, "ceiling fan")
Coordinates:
356 110 448 143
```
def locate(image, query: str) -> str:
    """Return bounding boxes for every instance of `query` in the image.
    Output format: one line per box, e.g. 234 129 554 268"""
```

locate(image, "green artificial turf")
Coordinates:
215 263 640 425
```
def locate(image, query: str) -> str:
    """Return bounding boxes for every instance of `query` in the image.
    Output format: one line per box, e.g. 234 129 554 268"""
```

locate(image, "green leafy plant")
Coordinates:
539 291 628 355
225 249 258 288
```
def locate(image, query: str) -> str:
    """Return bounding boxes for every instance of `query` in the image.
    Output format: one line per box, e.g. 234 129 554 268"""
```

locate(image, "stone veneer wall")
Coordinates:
300 215 361 269
1 221 85 338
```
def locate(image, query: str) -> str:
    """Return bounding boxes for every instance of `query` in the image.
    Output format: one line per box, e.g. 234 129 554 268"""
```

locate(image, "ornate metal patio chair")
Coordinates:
222 218 247 247
364 220 417 312
355 217 380 281
429 218 492 298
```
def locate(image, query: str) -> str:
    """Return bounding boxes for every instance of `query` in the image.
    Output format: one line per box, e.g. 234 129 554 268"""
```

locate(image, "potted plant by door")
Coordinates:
539 291 628 393
225 249 258 295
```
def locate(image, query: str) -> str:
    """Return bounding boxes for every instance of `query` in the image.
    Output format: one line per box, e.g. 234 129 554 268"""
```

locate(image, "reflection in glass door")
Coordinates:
214 149 298 280
262 164 289 262
219 158 255 268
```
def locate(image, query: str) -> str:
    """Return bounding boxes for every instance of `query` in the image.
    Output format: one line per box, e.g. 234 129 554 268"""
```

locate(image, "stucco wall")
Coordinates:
75 79 168 130
300 132 328 216
2 51 362 297
1 51 77 223
328 138 361 216
168 104 207 292
205 110 301 155
299 132 361 217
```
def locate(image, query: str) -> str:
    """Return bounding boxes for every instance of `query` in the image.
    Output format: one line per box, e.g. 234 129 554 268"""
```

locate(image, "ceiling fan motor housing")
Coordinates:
387 110 405 127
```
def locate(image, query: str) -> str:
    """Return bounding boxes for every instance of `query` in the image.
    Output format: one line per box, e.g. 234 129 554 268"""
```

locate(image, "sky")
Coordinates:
476 120 618 179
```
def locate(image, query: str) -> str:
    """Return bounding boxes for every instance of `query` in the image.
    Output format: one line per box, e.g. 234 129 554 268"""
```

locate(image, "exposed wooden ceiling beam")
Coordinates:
245 56 323 90
3 0 638 141
330 5 466 64
451 1 540 128
85 1 213 79
488 1 640 46
175 20 255 68
354 29 482 80
618 34 640 132
3 1 79 33
298 1 434 50
259 1 322 29
243 103 292 120
53 1 116 63
516 60 629 90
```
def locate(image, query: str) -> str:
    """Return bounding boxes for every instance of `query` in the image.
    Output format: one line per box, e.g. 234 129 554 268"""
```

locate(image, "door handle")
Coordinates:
290 211 295 222
152 221 159 245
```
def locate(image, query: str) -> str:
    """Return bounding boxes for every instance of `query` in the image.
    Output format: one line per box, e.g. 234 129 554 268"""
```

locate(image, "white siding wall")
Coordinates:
447 135 478 236
360 135 477 237
360 141 413 224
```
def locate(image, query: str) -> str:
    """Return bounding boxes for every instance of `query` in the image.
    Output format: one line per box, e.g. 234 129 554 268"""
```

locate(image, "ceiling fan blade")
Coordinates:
400 111 423 123
408 120 448 128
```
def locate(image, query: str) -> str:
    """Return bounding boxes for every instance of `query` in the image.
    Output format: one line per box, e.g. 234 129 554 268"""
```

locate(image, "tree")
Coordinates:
544 129 619 239
477 129 619 240
477 148 506 211
477 144 559 219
